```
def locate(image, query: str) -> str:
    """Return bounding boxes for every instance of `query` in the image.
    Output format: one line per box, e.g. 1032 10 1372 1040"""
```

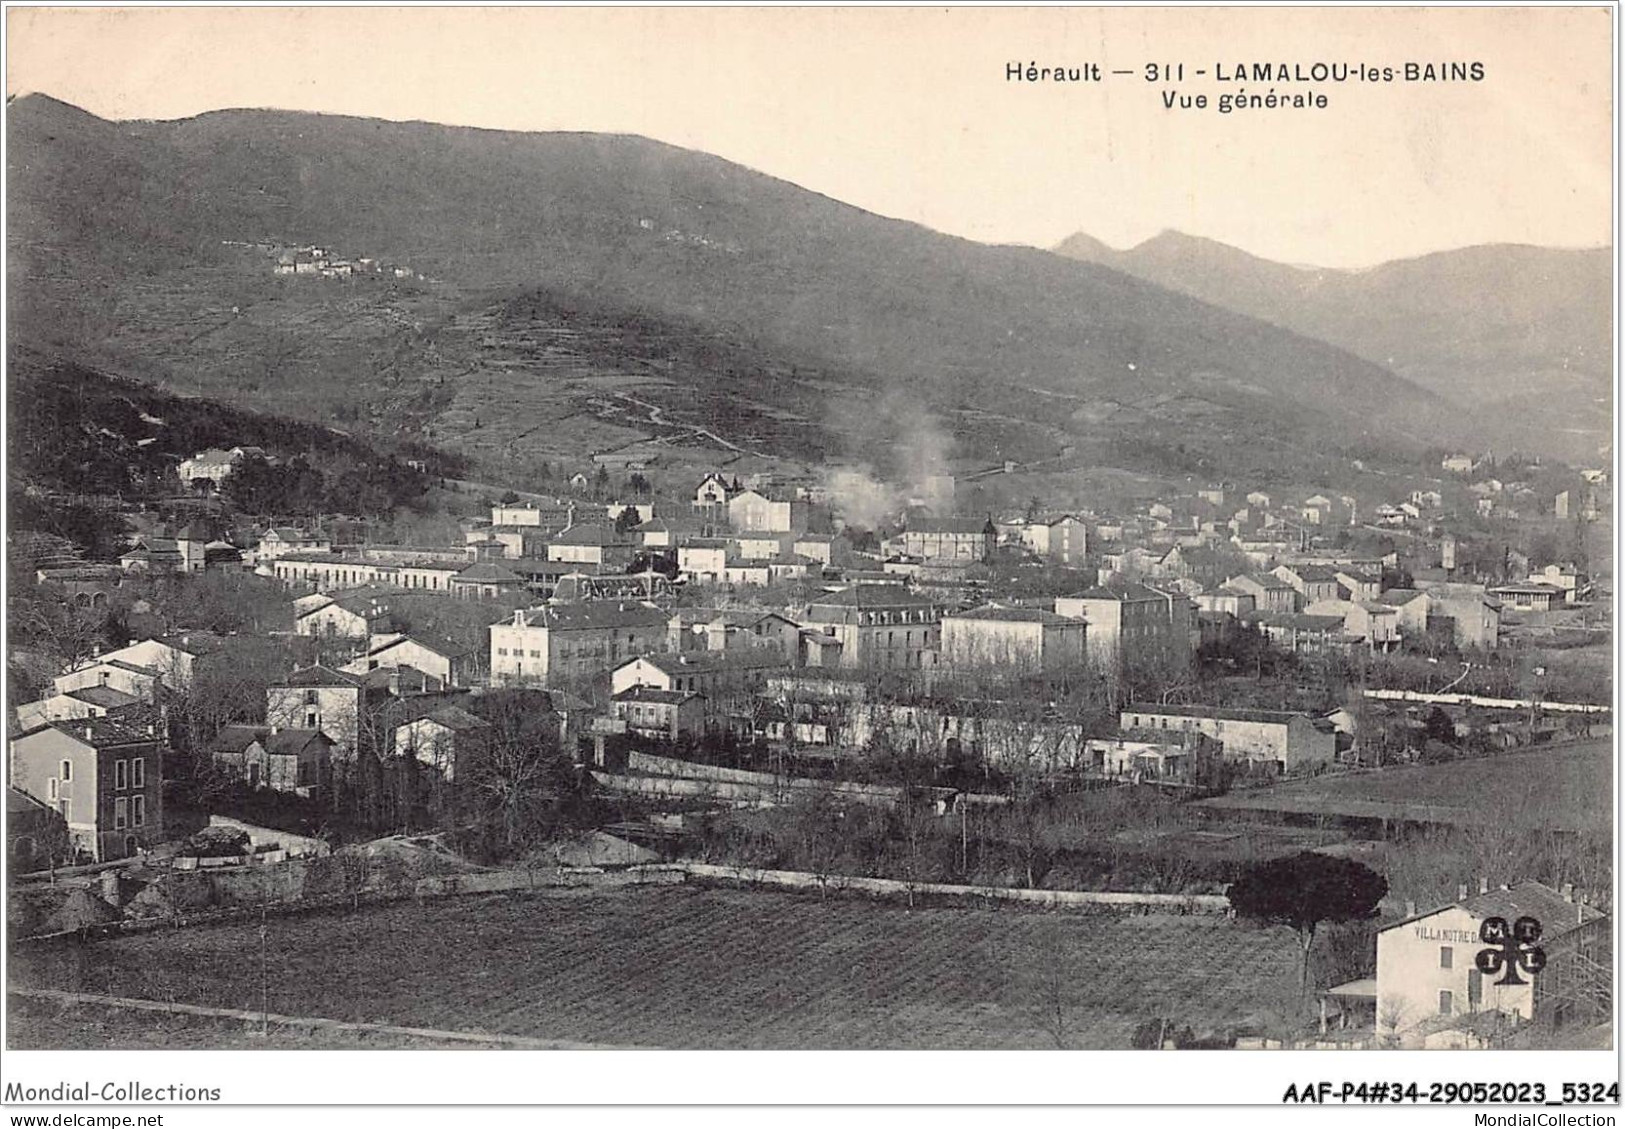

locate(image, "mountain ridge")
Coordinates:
10 94 1464 487
1053 228 1612 462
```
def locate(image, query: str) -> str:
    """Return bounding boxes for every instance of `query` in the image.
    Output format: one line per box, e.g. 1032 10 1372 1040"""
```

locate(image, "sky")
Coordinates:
6 6 1613 268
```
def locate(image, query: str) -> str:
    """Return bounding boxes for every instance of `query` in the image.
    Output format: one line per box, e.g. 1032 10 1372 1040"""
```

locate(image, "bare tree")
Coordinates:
1377 994 1413 1047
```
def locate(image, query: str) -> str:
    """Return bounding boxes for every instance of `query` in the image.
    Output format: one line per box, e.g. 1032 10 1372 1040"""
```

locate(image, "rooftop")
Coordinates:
39 714 162 748
1382 881 1606 939
275 663 364 689
551 523 634 547
1122 702 1314 726
807 586 940 609
1236 573 1294 590
906 518 995 535
1061 581 1173 603
455 562 525 584
506 602 671 631
613 687 704 706
412 706 489 733
63 685 143 711
264 728 334 756
947 603 1080 626
620 649 788 676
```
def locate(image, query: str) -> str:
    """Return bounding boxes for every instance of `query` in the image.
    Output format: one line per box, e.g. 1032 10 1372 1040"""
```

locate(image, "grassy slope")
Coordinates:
1198 742 1610 833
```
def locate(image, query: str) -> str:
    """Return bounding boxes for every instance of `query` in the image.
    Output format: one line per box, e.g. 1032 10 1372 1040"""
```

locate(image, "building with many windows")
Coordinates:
489 602 672 687
1054 582 1193 671
9 714 164 862
801 586 947 670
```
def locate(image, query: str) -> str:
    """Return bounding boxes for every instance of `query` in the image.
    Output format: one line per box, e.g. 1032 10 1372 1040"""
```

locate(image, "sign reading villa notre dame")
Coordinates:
1413 926 1479 943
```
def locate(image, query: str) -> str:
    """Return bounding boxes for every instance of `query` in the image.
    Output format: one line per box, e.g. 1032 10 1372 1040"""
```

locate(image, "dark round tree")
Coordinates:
1227 851 1388 999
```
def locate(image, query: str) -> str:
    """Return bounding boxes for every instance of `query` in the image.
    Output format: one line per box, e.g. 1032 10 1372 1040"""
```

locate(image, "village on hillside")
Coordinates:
7 431 1613 1050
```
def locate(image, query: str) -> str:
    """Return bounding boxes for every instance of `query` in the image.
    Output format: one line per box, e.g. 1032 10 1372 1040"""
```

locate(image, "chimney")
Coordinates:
1457 883 1469 901
1405 900 1417 918
1562 883 1574 902
1479 877 1489 895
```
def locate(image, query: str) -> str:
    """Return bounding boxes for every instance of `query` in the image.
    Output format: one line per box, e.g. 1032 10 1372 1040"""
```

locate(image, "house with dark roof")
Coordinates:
940 603 1087 674
1363 880 1609 1043
1225 572 1298 615
1240 610 1354 655
266 664 375 760
212 725 333 795
611 648 790 701
341 634 476 689
1272 563 1342 609
451 561 526 599
14 684 148 732
668 608 803 660
9 714 164 862
610 686 706 741
692 472 738 513
120 538 185 574
1488 582 1567 614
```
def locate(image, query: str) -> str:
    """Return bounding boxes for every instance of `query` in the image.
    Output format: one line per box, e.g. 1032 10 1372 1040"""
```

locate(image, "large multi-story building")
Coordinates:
728 489 808 534
546 523 637 569
899 518 996 562
1020 514 1088 565
801 586 946 670
489 602 672 687
1118 703 1335 773
1054 582 1192 671
271 553 464 594
940 603 1087 675
611 649 790 702
1226 573 1298 614
1377 584 1502 650
1272 564 1342 609
9 714 164 862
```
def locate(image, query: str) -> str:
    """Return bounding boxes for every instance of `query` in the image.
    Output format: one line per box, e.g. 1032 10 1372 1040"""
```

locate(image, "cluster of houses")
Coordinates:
263 243 422 282
9 459 1603 867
